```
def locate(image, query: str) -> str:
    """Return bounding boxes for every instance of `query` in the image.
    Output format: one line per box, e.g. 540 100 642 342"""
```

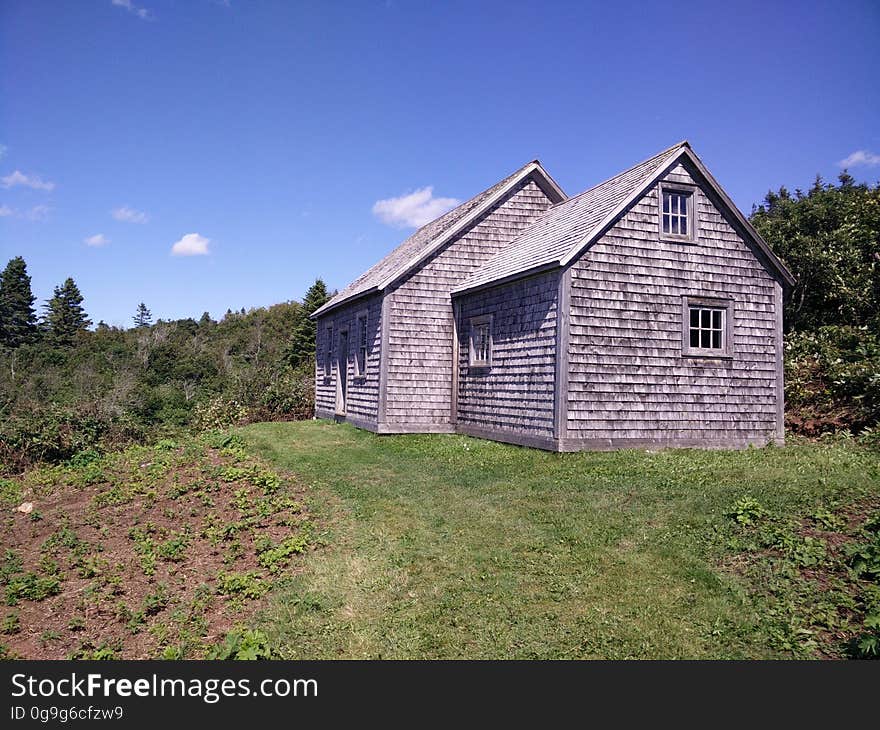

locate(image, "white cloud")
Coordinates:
1 170 55 191
24 205 50 221
372 186 460 228
839 150 880 168
84 233 110 247
112 205 149 224
111 0 153 20
0 204 50 221
171 232 210 257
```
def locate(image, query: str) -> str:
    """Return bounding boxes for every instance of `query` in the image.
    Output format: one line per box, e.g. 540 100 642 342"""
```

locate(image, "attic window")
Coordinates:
469 315 493 368
660 184 696 241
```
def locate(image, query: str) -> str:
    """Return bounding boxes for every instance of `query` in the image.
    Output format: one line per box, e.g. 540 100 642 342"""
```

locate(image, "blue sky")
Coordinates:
1 0 878 327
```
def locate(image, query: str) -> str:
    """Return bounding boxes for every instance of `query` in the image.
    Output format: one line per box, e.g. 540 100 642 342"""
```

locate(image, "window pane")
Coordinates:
680 216 687 235
701 329 710 348
690 308 699 328
671 216 679 235
700 309 710 328
690 329 700 347
712 310 721 330
712 330 721 349
663 193 670 213
662 214 670 233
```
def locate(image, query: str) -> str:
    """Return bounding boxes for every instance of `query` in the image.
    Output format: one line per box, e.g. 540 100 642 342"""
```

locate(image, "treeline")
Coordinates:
0 258 329 471
749 172 879 435
1 172 877 471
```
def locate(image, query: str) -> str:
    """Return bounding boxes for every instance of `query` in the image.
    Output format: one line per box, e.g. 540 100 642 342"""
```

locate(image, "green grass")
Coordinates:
240 420 880 659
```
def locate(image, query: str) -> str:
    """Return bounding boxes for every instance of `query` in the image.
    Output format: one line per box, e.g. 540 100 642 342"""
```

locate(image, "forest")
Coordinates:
0 173 878 474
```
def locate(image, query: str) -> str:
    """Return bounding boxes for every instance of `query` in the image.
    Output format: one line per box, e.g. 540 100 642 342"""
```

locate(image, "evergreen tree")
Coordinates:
286 279 329 368
0 256 39 347
133 302 153 328
43 277 91 345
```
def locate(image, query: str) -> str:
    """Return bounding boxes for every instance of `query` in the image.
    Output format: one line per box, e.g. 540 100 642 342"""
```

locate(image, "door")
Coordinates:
336 329 349 415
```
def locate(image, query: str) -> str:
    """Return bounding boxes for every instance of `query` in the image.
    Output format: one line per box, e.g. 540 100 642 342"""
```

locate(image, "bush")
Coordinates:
191 397 250 432
784 325 880 434
259 366 315 421
0 404 144 474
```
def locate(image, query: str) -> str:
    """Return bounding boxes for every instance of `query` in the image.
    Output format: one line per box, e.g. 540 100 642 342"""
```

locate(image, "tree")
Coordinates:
286 279 330 368
43 277 91 345
133 302 153 328
0 256 38 348
750 174 880 332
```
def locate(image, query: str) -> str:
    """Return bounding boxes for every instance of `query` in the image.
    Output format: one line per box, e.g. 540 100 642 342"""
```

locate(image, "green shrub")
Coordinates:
192 397 249 432
785 326 880 434
726 497 767 526
207 628 273 660
5 573 61 606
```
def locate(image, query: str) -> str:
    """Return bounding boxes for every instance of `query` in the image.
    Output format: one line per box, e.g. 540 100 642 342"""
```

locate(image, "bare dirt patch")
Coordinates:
0 435 316 659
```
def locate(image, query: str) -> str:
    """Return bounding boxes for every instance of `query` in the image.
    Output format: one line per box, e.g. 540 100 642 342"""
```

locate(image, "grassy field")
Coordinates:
242 421 880 659
3 420 878 659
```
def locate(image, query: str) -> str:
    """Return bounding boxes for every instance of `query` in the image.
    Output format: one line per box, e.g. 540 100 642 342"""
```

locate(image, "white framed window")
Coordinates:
355 310 368 376
469 314 493 368
659 183 696 242
324 324 333 377
681 296 733 358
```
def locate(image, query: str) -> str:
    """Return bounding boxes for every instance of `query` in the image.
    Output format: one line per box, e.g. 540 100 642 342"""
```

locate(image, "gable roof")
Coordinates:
453 141 795 294
312 161 566 318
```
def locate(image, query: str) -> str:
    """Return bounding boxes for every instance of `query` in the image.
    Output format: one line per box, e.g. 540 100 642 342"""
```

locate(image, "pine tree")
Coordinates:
43 277 91 345
286 279 330 368
133 302 152 328
0 256 39 348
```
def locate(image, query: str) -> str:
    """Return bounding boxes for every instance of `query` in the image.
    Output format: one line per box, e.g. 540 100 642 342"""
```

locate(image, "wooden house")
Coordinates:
311 142 795 450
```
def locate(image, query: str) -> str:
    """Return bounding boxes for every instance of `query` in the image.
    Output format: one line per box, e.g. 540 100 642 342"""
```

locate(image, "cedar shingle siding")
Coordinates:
562 161 782 449
384 178 556 430
455 269 560 447
312 143 793 451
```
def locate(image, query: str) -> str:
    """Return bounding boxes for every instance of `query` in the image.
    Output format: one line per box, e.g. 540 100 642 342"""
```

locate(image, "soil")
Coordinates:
0 443 314 659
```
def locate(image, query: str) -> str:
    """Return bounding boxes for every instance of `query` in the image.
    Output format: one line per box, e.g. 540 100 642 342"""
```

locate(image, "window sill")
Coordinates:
660 235 697 245
682 350 733 360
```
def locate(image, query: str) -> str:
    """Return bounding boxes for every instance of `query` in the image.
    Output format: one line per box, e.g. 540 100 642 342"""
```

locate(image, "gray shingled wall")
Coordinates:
563 161 782 448
455 270 559 441
314 293 382 427
383 177 555 429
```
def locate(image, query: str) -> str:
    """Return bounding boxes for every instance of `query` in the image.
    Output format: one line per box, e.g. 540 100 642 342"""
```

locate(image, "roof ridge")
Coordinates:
549 140 689 210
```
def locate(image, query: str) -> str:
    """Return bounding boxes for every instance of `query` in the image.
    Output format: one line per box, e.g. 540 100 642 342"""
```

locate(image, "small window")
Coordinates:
324 325 333 377
355 312 368 376
469 315 493 368
660 184 696 241
689 307 724 349
681 297 733 358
